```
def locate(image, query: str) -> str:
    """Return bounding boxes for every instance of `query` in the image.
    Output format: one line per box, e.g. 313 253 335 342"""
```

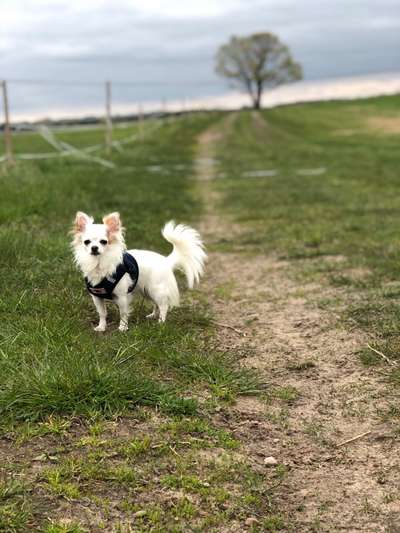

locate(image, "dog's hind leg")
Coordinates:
117 296 131 331
92 295 107 332
158 302 169 323
146 304 159 320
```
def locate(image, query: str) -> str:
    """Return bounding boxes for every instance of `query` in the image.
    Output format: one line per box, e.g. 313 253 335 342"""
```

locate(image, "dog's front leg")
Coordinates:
117 295 130 331
91 295 107 332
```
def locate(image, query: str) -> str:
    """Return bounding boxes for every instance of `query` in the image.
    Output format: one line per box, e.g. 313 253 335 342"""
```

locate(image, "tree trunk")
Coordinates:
253 80 263 110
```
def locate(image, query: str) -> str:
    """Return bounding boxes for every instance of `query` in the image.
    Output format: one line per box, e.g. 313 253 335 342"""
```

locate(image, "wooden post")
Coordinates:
105 80 112 153
1 80 15 166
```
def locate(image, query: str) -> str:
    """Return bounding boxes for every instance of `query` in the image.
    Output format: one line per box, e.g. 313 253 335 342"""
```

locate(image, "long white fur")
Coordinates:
72 212 206 331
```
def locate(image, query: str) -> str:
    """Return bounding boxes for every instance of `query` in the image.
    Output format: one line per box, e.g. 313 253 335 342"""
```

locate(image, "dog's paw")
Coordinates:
118 324 129 332
94 325 106 332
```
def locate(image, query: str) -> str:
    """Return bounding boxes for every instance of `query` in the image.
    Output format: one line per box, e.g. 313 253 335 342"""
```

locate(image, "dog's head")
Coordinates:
72 211 125 260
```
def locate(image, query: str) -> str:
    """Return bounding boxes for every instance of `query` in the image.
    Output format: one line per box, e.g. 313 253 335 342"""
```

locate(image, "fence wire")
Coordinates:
0 77 207 168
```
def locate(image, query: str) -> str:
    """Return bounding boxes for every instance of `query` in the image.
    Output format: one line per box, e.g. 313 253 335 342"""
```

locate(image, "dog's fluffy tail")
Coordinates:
162 221 206 289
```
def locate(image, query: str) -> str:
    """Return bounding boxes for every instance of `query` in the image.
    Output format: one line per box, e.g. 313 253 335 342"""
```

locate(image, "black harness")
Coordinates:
85 252 139 300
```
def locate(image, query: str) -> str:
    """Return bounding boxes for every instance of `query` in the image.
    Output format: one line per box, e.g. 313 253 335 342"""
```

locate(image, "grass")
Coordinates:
0 120 149 155
1 414 279 530
0 478 31 532
0 113 274 531
3 96 398 529
216 97 400 268
0 113 263 426
214 95 400 381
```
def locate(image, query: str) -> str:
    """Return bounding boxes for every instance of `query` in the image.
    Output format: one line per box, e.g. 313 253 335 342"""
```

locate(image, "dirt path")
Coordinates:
196 117 400 532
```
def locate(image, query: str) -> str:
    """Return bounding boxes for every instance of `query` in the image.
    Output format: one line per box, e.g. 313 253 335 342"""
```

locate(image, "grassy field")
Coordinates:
1 96 400 531
0 122 149 155
0 115 278 532
215 96 400 373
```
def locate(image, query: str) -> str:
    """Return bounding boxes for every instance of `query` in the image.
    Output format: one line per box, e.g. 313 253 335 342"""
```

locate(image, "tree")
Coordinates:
215 32 302 110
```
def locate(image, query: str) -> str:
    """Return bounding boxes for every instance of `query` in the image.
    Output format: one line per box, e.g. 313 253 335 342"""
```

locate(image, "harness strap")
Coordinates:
85 252 139 300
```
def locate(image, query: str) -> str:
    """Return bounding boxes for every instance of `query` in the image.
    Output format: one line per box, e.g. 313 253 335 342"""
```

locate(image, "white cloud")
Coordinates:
129 0 243 18
32 43 95 58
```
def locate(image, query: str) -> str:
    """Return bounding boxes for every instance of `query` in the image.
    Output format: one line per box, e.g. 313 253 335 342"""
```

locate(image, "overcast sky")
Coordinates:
1 0 400 117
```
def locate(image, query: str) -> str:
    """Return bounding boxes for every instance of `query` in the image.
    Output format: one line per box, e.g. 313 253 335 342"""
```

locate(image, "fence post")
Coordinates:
105 80 112 153
1 80 15 166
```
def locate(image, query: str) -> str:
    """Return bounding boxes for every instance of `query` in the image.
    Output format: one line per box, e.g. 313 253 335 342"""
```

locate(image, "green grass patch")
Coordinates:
0 113 263 426
43 523 87 533
0 477 32 531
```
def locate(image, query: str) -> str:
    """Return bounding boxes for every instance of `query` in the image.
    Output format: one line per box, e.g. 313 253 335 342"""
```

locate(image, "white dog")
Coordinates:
72 212 206 331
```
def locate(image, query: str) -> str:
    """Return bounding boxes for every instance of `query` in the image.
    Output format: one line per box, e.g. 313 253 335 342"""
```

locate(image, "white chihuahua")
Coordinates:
72 212 206 331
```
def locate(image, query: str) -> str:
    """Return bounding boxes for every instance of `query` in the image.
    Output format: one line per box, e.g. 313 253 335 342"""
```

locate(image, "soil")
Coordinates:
196 117 400 532
367 116 400 135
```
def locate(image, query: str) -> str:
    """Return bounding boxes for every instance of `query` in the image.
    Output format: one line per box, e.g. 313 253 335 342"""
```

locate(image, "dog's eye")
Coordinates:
84 239 91 245
100 239 108 246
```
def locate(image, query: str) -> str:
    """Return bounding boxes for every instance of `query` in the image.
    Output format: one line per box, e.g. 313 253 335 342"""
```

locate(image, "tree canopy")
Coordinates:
215 32 302 109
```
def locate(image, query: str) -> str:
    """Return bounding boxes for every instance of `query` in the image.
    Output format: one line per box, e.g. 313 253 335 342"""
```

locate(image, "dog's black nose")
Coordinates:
91 245 99 254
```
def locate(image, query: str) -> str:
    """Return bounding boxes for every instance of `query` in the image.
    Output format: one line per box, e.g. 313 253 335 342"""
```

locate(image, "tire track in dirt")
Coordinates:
196 115 400 532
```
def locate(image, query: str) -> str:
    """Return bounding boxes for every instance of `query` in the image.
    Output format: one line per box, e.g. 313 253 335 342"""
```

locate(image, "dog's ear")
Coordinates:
103 212 121 235
74 211 93 233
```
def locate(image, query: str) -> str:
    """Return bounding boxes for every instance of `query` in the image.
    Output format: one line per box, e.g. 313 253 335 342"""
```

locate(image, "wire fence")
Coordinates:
0 78 219 168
